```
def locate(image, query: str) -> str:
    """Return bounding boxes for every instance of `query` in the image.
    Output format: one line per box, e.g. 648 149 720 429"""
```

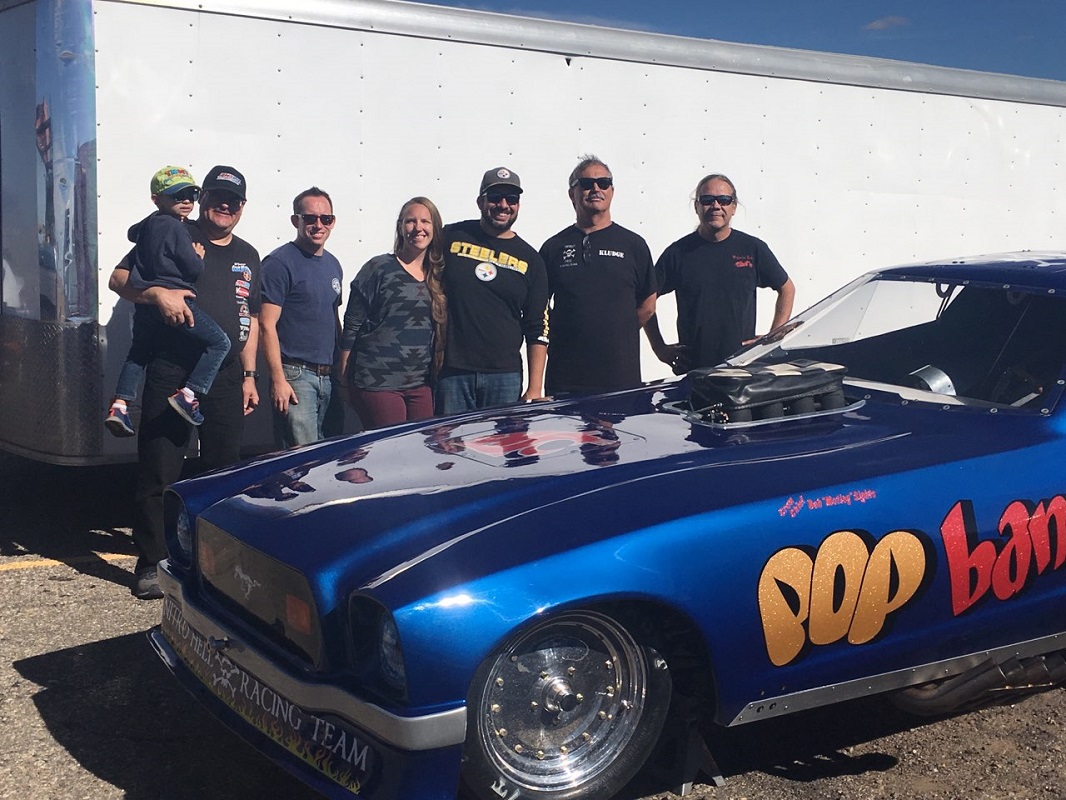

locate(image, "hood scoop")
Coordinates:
668 359 862 429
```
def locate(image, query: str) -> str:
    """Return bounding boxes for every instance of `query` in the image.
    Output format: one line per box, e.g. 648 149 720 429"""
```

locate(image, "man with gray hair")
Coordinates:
644 172 794 373
539 155 656 395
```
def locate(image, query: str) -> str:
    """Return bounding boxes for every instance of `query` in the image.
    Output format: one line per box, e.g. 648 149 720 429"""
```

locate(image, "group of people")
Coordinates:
106 158 795 599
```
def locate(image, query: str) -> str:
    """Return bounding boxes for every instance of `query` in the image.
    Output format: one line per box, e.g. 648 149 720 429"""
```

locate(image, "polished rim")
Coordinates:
475 611 648 792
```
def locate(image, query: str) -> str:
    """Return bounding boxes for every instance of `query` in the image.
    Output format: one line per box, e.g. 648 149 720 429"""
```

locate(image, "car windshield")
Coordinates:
734 274 1066 410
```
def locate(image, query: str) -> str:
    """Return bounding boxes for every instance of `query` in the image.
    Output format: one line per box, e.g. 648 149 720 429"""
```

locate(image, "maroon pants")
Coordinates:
346 384 434 429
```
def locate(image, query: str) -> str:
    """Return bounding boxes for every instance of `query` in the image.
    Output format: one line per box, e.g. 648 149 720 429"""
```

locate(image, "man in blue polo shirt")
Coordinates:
259 186 343 447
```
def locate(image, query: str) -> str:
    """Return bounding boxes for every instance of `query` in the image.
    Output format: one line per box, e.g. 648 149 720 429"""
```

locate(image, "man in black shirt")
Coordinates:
540 155 656 395
436 167 550 414
108 165 262 599
644 173 795 372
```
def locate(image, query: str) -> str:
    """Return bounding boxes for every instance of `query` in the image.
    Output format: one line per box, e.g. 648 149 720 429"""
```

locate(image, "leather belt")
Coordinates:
282 358 332 376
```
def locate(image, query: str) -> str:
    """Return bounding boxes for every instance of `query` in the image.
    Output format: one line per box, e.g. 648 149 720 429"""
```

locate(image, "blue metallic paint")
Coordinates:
153 253 1066 798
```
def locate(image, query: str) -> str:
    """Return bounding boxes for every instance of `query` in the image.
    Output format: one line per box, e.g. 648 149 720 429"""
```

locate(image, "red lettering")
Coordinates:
941 495 1066 616
941 500 996 616
1032 495 1066 570
993 505 1032 600
1016 500 1053 574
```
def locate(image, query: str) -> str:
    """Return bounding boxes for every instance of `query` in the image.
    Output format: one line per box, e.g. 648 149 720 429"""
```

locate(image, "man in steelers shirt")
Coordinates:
435 167 550 414
108 165 261 600
539 155 656 395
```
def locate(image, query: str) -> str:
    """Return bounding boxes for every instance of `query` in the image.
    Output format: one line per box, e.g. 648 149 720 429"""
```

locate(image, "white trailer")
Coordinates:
2 0 1065 464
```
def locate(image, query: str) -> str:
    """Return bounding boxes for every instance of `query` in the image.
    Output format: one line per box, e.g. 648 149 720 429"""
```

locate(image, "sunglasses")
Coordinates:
298 214 336 226
484 192 520 205
205 191 245 207
572 176 614 191
171 188 200 203
698 194 735 207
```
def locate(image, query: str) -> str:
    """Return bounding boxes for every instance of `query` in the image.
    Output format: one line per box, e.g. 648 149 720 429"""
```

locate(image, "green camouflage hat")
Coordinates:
150 165 199 195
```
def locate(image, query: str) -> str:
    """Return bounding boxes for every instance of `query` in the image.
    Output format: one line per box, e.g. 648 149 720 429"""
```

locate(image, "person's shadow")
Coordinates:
12 632 319 799
0 449 139 590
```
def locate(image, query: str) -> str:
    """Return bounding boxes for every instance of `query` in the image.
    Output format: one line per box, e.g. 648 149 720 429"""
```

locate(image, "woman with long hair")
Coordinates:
337 197 446 428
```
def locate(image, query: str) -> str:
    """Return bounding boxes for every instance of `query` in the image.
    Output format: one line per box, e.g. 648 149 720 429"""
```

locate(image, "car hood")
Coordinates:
186 383 1045 608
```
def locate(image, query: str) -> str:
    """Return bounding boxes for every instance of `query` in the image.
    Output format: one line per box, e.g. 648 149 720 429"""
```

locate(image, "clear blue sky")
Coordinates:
406 0 1066 83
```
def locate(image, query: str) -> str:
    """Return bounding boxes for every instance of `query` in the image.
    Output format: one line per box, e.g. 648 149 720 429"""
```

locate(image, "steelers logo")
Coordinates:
475 262 497 281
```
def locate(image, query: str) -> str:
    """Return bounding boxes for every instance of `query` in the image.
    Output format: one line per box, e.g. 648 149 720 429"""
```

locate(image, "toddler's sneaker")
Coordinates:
104 404 135 437
168 390 204 426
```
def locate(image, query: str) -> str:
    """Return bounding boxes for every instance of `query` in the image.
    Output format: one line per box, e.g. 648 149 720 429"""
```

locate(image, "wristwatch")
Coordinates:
242 370 259 379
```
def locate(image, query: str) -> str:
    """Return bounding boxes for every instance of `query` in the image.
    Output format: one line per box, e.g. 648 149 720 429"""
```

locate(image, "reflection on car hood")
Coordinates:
187 384 1041 605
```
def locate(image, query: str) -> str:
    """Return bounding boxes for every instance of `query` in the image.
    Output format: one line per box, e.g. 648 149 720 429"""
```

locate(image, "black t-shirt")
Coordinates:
441 220 550 373
119 219 262 371
656 229 788 368
540 223 656 393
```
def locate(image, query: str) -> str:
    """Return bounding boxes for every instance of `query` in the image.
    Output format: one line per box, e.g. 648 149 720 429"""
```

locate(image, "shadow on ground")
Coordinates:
13 630 320 800
617 695 919 798
0 450 139 583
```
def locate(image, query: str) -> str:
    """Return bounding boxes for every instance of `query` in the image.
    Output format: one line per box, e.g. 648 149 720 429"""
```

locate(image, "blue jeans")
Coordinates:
434 369 522 415
272 363 333 448
115 301 231 400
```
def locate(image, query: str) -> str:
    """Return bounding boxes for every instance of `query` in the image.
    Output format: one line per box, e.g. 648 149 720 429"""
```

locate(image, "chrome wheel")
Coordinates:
465 610 670 799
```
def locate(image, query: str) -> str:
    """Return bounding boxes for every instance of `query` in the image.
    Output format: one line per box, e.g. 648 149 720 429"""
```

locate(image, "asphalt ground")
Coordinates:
2 448 1065 799
0 451 320 800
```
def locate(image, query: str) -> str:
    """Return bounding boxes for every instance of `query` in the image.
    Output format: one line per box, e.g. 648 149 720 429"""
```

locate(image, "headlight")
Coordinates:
379 614 407 692
163 489 194 566
175 502 193 560
350 596 408 698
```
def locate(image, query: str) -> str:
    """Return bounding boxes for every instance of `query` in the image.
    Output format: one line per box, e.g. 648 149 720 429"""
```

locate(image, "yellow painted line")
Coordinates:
0 552 137 571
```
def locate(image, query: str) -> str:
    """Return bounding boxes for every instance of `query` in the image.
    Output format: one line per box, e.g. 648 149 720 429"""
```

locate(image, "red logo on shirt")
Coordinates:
734 257 754 269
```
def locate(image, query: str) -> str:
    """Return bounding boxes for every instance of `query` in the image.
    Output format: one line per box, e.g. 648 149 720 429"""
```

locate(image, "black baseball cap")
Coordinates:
202 165 247 200
479 166 522 195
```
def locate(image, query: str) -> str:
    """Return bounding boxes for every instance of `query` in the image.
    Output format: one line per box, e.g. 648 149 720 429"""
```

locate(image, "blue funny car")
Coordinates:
151 252 1066 799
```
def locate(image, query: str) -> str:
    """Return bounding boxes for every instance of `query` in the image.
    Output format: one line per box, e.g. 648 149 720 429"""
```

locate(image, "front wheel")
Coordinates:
462 610 671 800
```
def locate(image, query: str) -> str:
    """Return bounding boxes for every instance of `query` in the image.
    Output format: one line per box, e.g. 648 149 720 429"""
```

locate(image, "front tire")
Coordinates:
462 610 671 800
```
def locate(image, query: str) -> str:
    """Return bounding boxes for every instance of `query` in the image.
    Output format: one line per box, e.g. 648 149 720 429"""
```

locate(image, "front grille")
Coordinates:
197 518 322 666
